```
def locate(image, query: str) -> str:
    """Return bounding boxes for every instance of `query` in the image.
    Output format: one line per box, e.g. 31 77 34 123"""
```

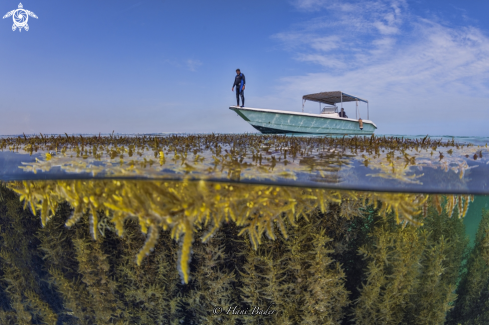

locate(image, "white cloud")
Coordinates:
277 0 409 70
296 53 346 68
186 59 202 72
291 0 406 34
310 36 341 51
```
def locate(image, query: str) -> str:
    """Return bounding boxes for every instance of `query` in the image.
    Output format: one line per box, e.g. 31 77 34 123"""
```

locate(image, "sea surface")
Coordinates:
0 133 488 324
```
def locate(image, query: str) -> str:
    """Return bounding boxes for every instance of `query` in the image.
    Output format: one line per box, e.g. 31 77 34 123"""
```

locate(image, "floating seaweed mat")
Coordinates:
2 133 471 154
5 179 473 284
2 134 487 193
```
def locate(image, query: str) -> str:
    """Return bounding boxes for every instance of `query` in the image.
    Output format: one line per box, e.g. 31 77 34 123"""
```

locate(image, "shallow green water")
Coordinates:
464 195 489 246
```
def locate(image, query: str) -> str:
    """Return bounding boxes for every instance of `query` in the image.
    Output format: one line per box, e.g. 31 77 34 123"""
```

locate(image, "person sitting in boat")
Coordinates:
339 108 348 118
232 69 246 107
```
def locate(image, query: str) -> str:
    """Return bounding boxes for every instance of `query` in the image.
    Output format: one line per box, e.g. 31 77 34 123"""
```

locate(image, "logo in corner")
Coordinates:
3 3 37 32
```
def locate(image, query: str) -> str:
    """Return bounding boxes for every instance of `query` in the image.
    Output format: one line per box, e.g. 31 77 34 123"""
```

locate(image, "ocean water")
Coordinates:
0 133 488 324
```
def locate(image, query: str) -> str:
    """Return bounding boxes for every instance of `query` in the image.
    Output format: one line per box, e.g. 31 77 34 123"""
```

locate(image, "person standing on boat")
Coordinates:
232 69 246 107
339 107 348 118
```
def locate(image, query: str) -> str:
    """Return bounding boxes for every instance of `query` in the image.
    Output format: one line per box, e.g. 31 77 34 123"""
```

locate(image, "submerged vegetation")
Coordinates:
447 210 489 324
5 179 474 284
0 180 485 324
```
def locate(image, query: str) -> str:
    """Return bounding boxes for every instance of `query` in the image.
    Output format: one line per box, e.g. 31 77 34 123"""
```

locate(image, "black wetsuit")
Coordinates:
233 73 246 106
339 111 348 118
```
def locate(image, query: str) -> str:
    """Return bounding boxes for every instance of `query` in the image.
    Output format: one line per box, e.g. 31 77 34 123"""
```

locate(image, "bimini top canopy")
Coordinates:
302 91 368 105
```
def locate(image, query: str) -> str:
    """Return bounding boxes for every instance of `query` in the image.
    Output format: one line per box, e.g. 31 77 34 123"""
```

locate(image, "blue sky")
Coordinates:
1 0 489 136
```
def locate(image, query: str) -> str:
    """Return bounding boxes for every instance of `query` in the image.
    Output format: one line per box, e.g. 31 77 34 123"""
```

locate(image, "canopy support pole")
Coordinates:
340 92 343 109
367 102 369 120
356 99 361 119
302 99 305 112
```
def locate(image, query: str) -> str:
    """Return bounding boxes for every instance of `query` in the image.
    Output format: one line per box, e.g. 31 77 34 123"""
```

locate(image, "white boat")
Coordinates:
230 91 377 135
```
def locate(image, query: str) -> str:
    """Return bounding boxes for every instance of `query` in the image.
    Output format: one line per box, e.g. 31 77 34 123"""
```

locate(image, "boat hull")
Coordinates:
230 106 377 135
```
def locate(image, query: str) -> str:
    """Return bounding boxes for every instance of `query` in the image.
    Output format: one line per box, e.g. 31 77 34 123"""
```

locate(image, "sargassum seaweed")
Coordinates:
6 179 467 283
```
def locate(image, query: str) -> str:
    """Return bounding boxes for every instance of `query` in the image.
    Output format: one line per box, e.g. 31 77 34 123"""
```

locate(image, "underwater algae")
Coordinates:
0 179 484 324
447 209 489 324
6 179 474 283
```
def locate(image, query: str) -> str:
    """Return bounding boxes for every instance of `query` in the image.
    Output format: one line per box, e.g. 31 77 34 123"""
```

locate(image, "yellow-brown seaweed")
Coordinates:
0 180 484 324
